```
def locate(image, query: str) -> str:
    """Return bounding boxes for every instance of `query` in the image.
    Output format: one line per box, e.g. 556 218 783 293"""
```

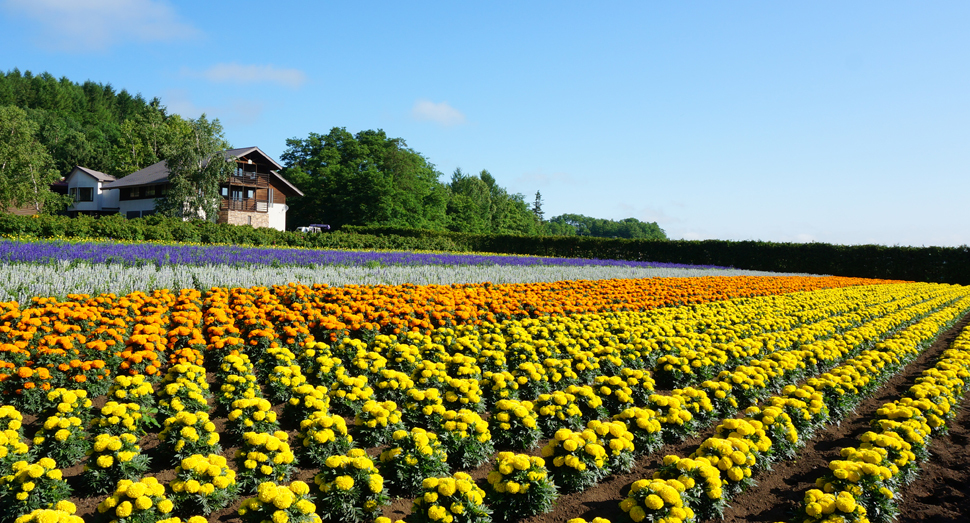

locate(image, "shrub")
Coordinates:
409 473 490 523
312 449 389 523
485 452 557 522
237 481 321 523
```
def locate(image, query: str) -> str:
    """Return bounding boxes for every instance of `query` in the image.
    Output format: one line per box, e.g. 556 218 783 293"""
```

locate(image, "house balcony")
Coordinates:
220 199 269 213
227 172 270 187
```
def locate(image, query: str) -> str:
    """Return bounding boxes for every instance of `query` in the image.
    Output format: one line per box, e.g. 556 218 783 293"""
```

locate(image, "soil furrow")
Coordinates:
710 313 970 523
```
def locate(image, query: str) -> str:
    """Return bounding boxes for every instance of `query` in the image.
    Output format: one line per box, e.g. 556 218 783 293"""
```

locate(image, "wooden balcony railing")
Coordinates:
227 173 269 187
220 199 268 213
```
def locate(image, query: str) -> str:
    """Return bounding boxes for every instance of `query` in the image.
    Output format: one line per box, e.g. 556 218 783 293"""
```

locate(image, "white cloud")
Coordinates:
3 0 198 51
186 63 307 89
411 99 466 127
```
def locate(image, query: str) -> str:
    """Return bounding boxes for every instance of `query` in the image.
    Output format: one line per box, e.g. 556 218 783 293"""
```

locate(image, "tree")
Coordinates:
446 168 492 233
282 127 449 230
442 168 539 235
1 68 165 177
544 213 667 240
155 114 233 221
532 190 545 223
0 105 67 213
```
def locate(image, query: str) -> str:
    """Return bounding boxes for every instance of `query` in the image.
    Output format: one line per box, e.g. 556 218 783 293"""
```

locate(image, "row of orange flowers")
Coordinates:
0 276 896 407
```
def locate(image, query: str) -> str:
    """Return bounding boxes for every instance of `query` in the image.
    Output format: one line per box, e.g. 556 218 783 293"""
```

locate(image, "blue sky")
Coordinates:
2 1 968 247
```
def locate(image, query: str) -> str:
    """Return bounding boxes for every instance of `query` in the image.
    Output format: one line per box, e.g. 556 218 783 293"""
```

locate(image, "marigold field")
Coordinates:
1 273 968 523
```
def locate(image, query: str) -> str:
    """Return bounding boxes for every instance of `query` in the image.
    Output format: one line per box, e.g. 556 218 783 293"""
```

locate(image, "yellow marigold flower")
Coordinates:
290 481 310 496
335 475 355 491
274 488 295 510
428 505 447 521
836 493 857 513
369 475 384 493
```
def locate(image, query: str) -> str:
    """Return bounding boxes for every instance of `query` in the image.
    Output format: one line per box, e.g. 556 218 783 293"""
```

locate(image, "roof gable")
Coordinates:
68 166 116 184
223 146 283 171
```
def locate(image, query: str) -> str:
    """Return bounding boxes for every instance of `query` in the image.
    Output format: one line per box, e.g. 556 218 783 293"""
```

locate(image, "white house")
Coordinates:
64 166 119 217
86 147 304 231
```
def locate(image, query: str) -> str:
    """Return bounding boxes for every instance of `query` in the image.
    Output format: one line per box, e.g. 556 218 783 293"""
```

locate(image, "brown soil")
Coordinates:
47 315 970 523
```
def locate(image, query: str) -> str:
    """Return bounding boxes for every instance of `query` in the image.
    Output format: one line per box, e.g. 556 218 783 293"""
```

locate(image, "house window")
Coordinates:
69 188 77 201
221 187 229 197
237 164 257 180
146 185 155 197
131 187 140 198
126 211 141 219
78 187 94 202
246 189 255 199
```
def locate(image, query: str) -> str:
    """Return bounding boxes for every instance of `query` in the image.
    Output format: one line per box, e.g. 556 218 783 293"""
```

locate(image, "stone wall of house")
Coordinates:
221 210 270 228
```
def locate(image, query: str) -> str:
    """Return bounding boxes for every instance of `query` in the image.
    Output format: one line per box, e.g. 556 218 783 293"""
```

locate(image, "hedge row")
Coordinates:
345 226 970 285
1 215 966 285
0 214 464 252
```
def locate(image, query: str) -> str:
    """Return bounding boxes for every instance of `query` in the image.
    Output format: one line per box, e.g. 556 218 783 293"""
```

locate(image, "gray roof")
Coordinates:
70 166 116 183
101 160 169 189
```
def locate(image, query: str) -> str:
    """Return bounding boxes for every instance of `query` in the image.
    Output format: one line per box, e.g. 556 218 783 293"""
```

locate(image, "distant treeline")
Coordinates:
0 214 966 285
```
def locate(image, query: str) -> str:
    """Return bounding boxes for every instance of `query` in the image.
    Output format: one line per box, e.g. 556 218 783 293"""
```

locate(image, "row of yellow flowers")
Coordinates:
796 314 970 523
614 292 970 523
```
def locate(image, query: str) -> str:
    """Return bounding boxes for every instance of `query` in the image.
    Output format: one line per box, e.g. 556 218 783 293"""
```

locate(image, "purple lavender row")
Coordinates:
0 239 731 270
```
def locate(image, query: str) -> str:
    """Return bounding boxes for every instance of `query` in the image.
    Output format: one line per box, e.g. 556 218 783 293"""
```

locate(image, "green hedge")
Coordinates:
1 215 967 284
338 225 970 285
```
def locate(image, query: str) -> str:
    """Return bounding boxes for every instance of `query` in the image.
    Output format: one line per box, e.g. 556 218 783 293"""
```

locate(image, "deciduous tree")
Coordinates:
0 105 67 213
282 127 448 230
155 114 233 221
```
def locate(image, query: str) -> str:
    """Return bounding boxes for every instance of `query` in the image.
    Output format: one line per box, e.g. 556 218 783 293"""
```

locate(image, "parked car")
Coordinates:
297 224 331 233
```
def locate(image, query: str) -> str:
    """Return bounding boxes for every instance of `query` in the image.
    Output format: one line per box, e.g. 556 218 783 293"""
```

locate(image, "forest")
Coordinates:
0 69 665 239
